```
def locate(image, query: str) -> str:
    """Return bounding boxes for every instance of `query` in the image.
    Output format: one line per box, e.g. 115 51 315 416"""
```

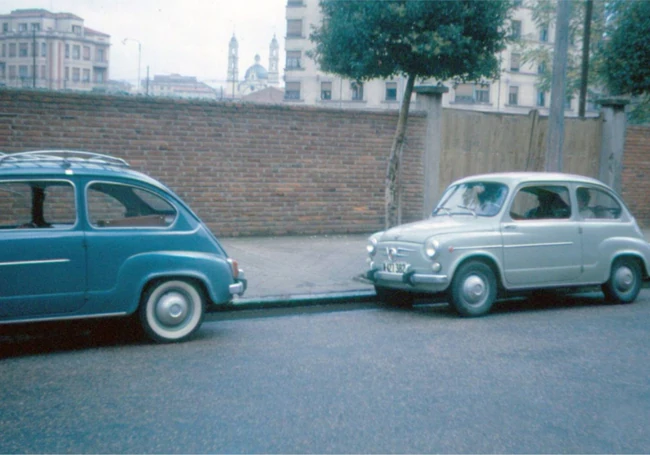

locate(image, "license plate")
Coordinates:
384 262 409 273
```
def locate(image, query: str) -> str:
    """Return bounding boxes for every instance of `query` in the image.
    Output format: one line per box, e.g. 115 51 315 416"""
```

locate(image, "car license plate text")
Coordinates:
384 262 408 273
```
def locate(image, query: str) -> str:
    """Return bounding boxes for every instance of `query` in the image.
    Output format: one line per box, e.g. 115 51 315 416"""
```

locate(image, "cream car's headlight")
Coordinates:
425 239 439 259
367 237 378 256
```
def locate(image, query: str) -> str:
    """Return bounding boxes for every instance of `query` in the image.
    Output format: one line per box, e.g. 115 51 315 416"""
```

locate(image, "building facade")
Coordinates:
0 8 110 91
283 0 595 116
147 74 216 100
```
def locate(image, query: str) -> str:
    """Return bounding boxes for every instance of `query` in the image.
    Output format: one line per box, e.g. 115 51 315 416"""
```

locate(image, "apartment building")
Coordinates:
283 0 592 116
0 8 110 91
148 74 217 100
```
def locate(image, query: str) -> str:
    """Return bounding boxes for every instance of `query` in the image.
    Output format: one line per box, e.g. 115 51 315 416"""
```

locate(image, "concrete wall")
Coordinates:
0 90 426 236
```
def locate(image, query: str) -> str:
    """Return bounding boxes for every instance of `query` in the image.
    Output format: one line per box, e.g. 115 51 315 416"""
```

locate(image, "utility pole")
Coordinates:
546 0 572 172
578 0 593 117
32 28 36 88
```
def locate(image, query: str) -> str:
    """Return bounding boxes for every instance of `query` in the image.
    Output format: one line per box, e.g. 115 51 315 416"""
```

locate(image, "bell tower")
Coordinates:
227 34 239 98
268 34 279 86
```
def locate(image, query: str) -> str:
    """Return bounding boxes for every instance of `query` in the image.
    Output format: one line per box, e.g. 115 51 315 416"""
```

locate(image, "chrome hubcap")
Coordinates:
155 291 190 327
462 275 487 306
614 266 634 292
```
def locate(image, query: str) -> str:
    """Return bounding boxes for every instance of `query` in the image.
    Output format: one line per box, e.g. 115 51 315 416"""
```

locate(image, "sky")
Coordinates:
1 0 287 87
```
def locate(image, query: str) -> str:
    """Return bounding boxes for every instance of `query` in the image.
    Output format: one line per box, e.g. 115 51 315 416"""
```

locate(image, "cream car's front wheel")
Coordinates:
449 261 497 317
602 257 641 304
139 279 205 343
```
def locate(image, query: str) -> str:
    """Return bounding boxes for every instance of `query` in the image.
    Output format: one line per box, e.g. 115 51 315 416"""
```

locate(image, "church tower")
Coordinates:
227 34 239 98
268 35 279 86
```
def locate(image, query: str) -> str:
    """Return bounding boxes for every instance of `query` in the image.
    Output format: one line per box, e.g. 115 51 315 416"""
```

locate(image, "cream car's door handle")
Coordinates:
502 224 517 230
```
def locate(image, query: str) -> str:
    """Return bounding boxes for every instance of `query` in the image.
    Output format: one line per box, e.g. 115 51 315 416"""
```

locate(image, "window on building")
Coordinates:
510 53 521 72
19 43 28 57
9 43 16 57
476 86 490 103
537 91 546 107
511 20 522 40
385 82 397 101
72 45 80 60
285 81 300 100
72 67 80 82
538 62 546 74
2 23 8 33
455 84 474 103
286 50 301 69
82 69 90 83
509 86 519 105
72 25 82 35
540 25 549 42
41 42 46 57
0 62 5 78
1 43 5 57
287 19 303 38
351 81 364 101
95 69 105 83
9 65 16 79
65 44 70 58
96 48 105 62
321 81 332 100
18 23 27 32
31 23 40 32
83 46 90 60
18 65 28 79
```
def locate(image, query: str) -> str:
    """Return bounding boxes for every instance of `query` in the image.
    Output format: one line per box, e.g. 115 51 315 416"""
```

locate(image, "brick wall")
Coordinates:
0 90 426 236
622 125 650 226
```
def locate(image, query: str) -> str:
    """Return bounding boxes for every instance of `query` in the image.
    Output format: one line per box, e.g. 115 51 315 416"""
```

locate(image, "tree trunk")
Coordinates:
385 73 416 229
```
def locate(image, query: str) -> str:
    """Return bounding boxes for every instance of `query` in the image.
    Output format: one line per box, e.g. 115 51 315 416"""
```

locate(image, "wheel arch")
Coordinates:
451 253 505 293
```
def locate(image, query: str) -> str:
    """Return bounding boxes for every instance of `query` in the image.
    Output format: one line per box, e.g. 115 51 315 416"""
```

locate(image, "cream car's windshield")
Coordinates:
433 182 508 217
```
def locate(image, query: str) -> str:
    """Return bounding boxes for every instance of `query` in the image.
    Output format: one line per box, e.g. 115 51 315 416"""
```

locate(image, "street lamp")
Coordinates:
122 37 141 93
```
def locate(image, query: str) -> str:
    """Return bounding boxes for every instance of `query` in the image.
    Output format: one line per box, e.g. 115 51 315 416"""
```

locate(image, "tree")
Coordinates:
519 0 608 110
601 0 650 123
309 0 513 228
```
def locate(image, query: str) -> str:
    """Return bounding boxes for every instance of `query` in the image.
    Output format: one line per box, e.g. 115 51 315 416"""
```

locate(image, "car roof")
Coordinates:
453 171 606 188
0 150 167 190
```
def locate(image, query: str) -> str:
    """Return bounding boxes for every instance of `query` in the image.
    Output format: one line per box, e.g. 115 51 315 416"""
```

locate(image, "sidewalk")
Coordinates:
220 233 376 309
219 228 650 310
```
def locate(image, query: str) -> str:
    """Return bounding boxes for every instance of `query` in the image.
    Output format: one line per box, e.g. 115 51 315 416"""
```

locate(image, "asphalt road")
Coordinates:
1 292 650 454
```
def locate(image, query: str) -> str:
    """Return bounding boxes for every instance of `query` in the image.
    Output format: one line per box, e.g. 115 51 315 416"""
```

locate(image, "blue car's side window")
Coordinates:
0 180 76 229
87 182 177 228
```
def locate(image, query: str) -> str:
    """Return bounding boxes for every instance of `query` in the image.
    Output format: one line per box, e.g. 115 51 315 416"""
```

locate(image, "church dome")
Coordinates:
244 55 268 81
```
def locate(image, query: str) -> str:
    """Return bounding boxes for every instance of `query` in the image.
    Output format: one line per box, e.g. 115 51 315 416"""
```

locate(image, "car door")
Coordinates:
0 180 86 319
501 183 582 286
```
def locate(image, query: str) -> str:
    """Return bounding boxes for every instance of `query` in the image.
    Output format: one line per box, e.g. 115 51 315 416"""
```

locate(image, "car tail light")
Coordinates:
227 258 239 279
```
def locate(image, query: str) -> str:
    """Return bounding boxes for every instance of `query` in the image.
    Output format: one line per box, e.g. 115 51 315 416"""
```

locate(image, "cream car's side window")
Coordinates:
509 185 571 220
576 187 622 219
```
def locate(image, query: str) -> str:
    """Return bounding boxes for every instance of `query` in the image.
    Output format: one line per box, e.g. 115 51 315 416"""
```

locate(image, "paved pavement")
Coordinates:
220 233 375 308
218 228 650 309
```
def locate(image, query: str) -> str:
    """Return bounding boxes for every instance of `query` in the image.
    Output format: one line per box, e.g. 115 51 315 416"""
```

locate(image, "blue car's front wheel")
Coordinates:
140 279 205 343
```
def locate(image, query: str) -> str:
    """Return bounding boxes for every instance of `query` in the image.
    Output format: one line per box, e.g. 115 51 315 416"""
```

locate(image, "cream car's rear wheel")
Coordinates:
140 279 205 343
602 257 641 304
449 261 497 317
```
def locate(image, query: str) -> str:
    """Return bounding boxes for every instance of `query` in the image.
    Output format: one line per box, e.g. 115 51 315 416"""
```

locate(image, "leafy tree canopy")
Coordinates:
601 0 650 97
309 0 513 83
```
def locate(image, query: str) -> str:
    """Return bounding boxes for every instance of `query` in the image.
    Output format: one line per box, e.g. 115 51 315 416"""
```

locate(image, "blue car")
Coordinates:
0 150 246 343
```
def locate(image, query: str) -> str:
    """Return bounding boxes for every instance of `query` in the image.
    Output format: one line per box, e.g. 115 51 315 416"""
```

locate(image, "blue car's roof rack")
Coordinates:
0 150 130 168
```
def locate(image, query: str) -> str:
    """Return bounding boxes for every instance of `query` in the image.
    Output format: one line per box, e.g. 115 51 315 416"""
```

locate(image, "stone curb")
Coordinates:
209 289 377 313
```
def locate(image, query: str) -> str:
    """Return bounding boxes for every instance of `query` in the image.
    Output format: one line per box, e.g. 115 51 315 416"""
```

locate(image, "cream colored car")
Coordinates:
366 172 650 316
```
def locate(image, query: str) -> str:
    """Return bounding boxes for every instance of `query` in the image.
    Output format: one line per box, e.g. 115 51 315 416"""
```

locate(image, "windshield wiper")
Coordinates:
433 206 451 216
455 205 477 217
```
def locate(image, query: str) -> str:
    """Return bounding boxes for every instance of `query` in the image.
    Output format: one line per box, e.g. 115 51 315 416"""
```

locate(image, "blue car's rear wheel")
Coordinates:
140 279 205 343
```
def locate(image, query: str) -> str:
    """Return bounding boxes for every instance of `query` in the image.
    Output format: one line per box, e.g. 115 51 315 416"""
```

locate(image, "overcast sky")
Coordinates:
1 0 287 87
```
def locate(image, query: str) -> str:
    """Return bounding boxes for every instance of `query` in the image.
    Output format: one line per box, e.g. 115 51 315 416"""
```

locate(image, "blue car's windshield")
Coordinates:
433 182 508 217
